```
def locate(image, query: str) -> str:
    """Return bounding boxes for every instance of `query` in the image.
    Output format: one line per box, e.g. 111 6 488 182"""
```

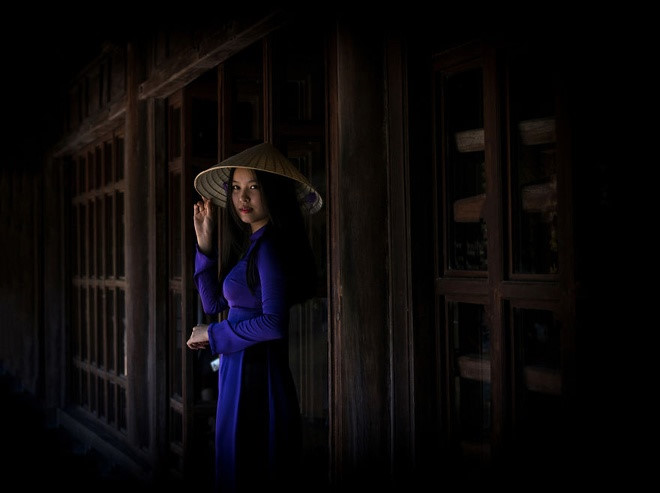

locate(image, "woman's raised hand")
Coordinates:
194 198 215 254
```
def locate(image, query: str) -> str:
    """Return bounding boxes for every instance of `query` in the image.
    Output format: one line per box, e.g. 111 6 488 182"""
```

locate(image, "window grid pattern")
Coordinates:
434 42 571 478
70 131 127 434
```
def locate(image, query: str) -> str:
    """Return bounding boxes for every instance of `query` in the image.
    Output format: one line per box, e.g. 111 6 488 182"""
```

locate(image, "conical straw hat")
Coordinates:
194 142 323 214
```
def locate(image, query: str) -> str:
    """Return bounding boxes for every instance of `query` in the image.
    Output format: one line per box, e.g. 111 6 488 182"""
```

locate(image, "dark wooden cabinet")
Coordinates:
433 40 576 480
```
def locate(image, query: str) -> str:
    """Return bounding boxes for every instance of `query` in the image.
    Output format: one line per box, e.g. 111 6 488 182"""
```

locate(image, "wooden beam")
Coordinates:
52 99 126 158
138 10 293 100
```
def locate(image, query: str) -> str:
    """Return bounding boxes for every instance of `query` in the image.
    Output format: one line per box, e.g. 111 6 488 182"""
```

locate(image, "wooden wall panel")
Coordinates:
0 170 41 393
42 155 68 410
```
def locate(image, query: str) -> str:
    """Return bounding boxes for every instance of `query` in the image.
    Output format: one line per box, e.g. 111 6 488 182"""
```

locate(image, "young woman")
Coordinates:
186 142 322 492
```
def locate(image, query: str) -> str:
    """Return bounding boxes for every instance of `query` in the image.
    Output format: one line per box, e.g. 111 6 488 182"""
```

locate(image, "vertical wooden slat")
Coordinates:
85 203 91 406
99 149 108 416
217 64 226 161
181 86 192 473
555 59 576 404
34 157 44 399
384 28 415 480
483 42 505 460
166 91 184 475
60 160 71 409
148 95 169 470
263 37 272 142
326 19 342 486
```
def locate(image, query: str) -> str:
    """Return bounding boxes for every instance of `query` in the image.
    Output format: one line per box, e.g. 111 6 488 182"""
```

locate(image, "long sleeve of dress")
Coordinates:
207 237 289 355
193 245 229 315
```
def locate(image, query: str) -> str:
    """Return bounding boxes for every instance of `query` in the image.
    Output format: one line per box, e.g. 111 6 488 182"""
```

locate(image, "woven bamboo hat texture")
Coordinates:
194 142 323 214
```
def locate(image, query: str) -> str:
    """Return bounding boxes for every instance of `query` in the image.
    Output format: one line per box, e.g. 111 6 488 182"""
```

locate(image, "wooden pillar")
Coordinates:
328 15 393 487
125 41 150 448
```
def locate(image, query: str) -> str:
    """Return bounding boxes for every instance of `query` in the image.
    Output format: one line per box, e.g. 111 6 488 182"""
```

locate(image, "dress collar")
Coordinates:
250 222 269 242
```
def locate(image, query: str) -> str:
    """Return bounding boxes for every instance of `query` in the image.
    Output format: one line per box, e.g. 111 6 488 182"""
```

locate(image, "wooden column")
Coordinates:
124 41 150 448
328 15 392 487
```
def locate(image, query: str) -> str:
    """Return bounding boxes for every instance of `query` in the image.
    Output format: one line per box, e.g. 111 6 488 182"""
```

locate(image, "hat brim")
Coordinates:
194 142 323 215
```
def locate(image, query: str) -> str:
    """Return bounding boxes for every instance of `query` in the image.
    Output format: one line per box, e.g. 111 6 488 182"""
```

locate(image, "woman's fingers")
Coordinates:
193 198 214 217
187 339 208 350
186 325 209 350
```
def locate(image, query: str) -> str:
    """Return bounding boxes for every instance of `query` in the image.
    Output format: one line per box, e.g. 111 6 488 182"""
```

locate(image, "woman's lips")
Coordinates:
239 207 252 214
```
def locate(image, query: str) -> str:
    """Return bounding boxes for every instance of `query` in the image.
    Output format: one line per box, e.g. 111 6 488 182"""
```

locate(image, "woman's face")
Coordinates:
231 167 269 232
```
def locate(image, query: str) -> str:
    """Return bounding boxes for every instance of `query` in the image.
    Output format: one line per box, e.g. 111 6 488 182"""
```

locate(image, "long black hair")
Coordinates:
220 167 317 306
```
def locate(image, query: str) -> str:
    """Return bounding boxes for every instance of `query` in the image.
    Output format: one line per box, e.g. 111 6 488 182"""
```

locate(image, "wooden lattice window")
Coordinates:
70 129 127 434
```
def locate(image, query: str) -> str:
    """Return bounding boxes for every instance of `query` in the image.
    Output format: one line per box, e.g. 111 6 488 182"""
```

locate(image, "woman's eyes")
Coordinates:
231 184 259 191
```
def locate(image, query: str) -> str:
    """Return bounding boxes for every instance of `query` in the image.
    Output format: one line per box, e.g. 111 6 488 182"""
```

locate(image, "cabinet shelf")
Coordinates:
460 440 491 459
454 128 484 153
521 175 556 213
523 365 561 395
518 117 556 146
457 354 491 382
453 193 486 223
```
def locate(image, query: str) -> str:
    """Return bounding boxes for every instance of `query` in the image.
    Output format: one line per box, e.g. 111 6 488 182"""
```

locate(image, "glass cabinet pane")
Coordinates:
170 291 183 398
104 141 113 185
105 287 115 372
73 204 80 276
81 203 88 277
440 67 487 271
509 55 558 275
108 382 116 425
169 173 182 278
89 200 95 277
96 198 103 277
96 287 103 367
116 192 125 278
98 377 105 419
105 195 113 276
191 97 218 159
115 136 124 181
72 286 80 358
90 286 97 364
514 307 561 397
512 307 563 465
449 301 491 456
81 288 88 361
170 107 182 159
117 289 126 376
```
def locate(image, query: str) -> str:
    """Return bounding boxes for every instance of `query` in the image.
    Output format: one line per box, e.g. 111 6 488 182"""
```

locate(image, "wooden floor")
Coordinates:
0 372 146 492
